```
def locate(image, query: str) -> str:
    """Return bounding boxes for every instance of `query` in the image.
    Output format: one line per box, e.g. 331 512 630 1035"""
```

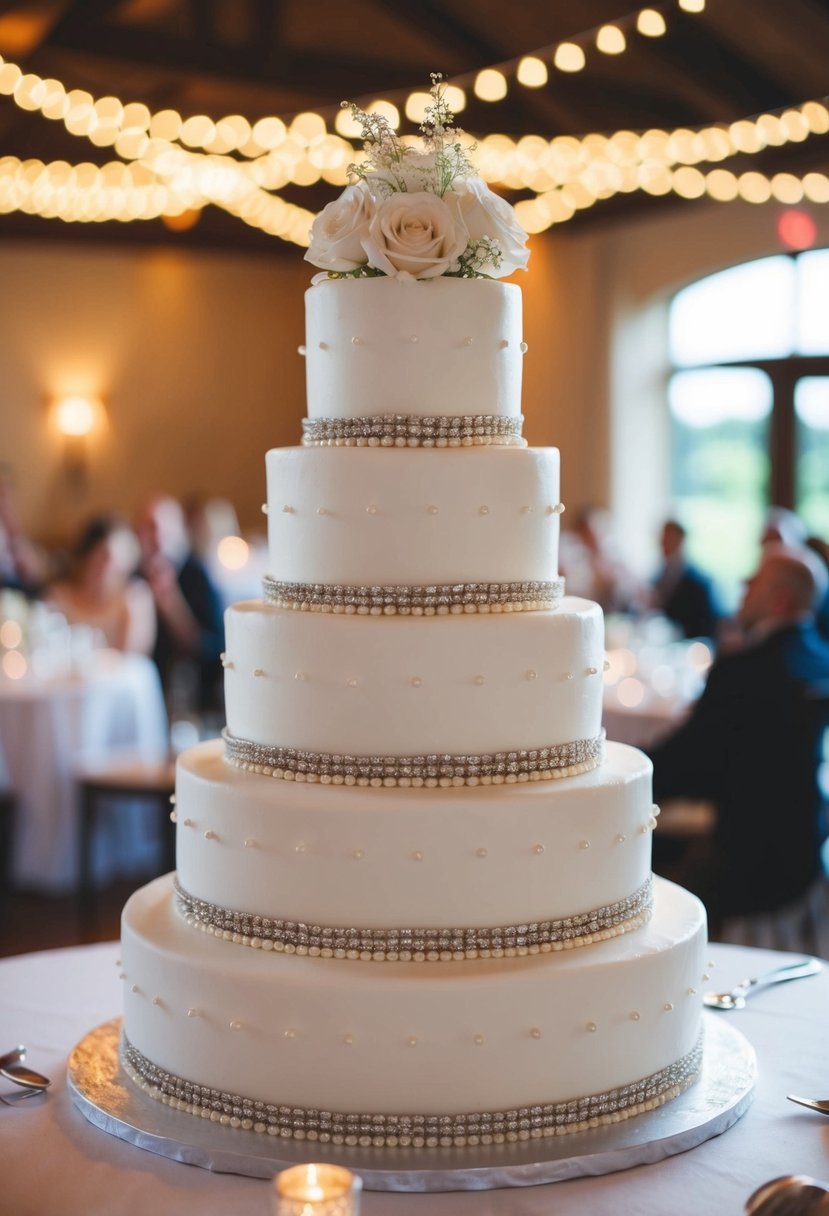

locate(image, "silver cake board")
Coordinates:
67 1016 755 1193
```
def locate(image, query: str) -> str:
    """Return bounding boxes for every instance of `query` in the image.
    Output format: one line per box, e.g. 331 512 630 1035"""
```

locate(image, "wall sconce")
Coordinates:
49 393 106 490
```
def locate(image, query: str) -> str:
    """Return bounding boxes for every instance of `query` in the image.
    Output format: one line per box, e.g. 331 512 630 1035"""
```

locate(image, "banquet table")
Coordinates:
0 651 169 892
1 940 828 1216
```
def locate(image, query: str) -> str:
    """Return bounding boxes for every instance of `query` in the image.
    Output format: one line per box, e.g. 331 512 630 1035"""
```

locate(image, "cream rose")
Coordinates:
362 190 467 279
304 182 374 272
452 177 530 277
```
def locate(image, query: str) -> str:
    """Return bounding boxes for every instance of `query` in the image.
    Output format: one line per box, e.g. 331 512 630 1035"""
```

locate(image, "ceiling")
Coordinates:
1 0 828 253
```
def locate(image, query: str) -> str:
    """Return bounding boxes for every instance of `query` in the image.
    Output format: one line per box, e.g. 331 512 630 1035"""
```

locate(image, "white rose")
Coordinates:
304 182 374 273
452 178 530 277
361 190 468 279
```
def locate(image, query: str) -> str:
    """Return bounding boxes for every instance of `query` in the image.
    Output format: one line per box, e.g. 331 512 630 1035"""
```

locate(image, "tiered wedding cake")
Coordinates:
120 87 707 1150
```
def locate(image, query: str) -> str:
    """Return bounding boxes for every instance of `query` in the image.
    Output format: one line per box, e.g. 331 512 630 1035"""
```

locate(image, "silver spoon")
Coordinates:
0 1062 51 1090
703 957 822 1009
0 1046 26 1070
787 1096 829 1116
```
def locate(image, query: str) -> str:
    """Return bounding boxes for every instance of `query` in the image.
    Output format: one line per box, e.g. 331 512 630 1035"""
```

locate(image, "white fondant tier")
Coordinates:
174 740 653 933
265 446 561 587
304 277 523 421
121 875 706 1119
223 597 603 756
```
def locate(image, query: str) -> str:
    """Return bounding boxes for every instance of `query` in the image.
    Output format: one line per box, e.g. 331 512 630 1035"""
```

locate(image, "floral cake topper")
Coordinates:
305 76 530 282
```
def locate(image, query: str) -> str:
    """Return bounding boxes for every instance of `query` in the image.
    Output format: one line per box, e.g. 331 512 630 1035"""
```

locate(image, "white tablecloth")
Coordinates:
0 652 168 892
0 940 827 1215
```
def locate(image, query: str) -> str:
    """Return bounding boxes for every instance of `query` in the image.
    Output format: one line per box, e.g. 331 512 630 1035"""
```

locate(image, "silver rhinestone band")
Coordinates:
223 729 605 786
174 875 654 961
122 1031 703 1148
301 414 525 447
262 575 565 614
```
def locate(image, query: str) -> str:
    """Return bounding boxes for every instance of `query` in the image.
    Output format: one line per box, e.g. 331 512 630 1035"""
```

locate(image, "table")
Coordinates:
0 651 168 892
1 940 827 1216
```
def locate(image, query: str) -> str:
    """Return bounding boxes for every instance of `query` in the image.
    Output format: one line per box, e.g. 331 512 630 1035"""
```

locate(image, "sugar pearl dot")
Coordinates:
475 847 488 859
479 505 490 515
521 505 533 514
244 839 256 848
297 345 306 356
586 1021 597 1033
352 848 365 860
463 336 474 346
183 818 194 828
564 671 574 681
410 676 422 687
187 1008 200 1018
664 1002 674 1012
131 984 139 993
630 1011 640 1021
427 505 439 515
346 678 358 688
343 1034 354 1045
530 1027 542 1039
500 339 509 348
204 830 216 840
316 507 327 516
702 973 711 982
366 504 378 515
615 833 626 844
532 844 545 855
318 341 328 350
473 1034 484 1046
169 810 177 823
526 669 537 680
519 340 529 353
604 659 611 671
351 336 363 345
261 503 270 515
474 675 485 686
687 987 697 996
253 668 265 677
284 1028 297 1039
229 1020 242 1031
152 996 161 1006
295 843 307 854
169 793 176 805
579 839 590 850
281 504 292 513
411 850 423 861
407 1036 417 1047
294 671 306 681
586 666 598 676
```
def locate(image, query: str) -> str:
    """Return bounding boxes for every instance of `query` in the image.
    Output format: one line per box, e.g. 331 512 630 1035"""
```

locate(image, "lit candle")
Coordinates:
273 1163 362 1216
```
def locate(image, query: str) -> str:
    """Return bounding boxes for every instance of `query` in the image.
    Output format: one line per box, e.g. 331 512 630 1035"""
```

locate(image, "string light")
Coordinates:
553 43 586 72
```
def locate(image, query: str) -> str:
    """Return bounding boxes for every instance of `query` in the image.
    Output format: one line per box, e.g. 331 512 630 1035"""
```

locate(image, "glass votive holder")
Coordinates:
273 1163 362 1216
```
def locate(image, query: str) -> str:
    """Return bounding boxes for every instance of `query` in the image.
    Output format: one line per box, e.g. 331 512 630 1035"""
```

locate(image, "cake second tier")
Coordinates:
223 596 604 760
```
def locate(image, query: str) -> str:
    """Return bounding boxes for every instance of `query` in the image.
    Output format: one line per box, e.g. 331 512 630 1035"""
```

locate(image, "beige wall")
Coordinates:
3 196 829 562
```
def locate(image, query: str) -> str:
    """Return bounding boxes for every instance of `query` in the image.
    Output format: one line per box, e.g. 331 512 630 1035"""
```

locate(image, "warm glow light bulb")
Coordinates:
444 85 466 113
554 42 585 72
367 100 399 129
405 92 431 123
637 9 667 36
596 25 626 54
334 107 362 138
678 0 705 10
474 69 507 102
53 395 98 436
517 57 548 88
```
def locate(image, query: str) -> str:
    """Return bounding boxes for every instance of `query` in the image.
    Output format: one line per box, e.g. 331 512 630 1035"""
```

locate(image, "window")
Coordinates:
668 251 829 607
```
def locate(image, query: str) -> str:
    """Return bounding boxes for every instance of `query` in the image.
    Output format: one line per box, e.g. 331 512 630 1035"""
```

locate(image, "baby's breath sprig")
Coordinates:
419 74 476 197
455 236 503 279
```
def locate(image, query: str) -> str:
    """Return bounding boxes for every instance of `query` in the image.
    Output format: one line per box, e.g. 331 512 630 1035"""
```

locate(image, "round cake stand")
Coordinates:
68 1015 755 1193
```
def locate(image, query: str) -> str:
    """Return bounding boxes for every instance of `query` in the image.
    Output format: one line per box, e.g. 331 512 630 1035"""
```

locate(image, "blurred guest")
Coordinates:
135 495 224 713
651 519 720 640
561 507 640 614
761 505 808 548
48 515 155 652
649 544 829 928
184 495 240 563
0 463 48 596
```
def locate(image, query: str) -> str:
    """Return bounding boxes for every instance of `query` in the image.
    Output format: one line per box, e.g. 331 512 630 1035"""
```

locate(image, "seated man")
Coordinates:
649 544 829 929
652 519 720 641
136 495 225 716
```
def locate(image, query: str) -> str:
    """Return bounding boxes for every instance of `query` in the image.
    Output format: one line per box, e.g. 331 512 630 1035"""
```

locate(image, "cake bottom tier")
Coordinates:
120 875 707 1144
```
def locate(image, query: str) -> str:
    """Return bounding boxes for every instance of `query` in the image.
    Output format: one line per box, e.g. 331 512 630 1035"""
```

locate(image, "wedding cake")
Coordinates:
119 86 707 1151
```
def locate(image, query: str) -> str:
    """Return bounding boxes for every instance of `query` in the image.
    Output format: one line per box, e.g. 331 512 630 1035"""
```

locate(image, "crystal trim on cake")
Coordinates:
121 1029 703 1148
261 575 565 614
301 414 526 447
222 729 605 786
173 875 654 961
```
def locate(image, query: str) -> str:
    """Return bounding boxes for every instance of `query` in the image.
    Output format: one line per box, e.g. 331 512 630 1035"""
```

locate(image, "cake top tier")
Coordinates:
304 79 529 285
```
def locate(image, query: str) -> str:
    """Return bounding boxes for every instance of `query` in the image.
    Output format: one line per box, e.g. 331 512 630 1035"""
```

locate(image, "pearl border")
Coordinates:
301 413 525 447
121 1031 703 1148
222 729 605 786
261 576 566 615
173 875 654 962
